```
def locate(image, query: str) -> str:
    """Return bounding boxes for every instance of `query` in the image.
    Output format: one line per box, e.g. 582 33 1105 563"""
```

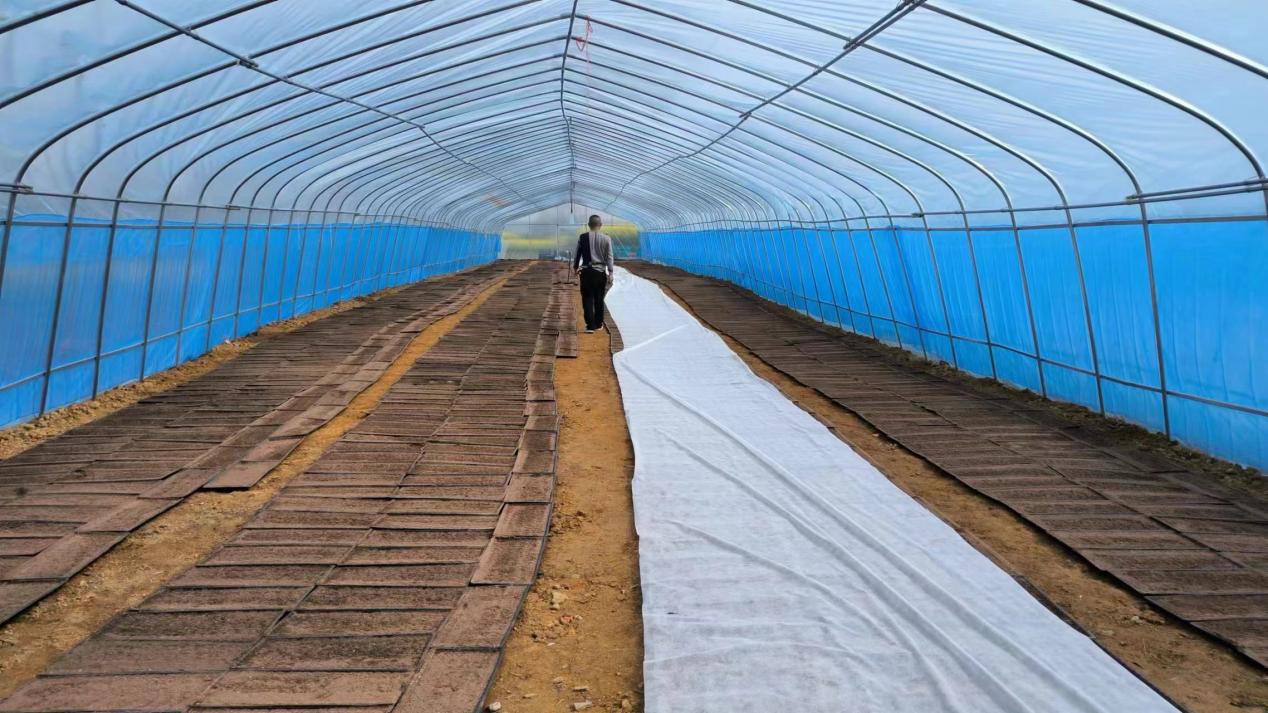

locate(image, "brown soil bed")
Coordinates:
0 274 515 698
657 284 1267 713
489 301 644 713
0 284 417 462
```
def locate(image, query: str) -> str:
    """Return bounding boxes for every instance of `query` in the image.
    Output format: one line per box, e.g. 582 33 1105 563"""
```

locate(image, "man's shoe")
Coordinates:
585 328 595 334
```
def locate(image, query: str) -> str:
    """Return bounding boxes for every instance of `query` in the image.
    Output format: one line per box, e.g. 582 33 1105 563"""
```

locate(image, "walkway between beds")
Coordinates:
605 267 1176 713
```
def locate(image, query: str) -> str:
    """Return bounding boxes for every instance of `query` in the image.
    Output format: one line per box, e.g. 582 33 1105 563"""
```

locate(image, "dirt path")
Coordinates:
654 284 1267 713
0 271 519 698
489 303 643 713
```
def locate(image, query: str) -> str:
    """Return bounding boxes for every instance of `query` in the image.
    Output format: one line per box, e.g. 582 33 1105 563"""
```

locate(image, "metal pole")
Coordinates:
837 204 879 339
826 197 862 334
274 210 294 319
172 206 200 363
90 200 121 397
37 196 78 414
1006 208 1048 397
918 217 960 369
888 216 930 360
961 215 1000 381
203 206 233 354
807 197 845 329
1137 202 1171 437
255 207 276 325
231 207 255 339
136 203 166 381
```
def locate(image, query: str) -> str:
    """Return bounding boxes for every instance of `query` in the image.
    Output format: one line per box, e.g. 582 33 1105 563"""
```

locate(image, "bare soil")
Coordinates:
0 275 515 698
659 286 1268 713
489 298 644 713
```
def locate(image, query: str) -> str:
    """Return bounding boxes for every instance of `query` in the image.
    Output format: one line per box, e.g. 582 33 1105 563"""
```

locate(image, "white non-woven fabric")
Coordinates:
605 267 1177 713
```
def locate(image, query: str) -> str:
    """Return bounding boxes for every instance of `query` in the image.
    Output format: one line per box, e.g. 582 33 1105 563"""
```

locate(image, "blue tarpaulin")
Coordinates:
643 218 1268 471
0 214 497 427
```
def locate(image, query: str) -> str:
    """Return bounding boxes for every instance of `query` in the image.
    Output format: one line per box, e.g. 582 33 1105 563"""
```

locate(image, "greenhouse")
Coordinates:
0 2 1265 712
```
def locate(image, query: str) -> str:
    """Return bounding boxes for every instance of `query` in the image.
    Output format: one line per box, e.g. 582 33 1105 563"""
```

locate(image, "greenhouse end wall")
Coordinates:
643 218 1268 472
0 210 499 428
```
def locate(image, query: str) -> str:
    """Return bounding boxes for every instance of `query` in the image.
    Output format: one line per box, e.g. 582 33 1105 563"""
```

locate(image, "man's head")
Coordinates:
588 214 602 231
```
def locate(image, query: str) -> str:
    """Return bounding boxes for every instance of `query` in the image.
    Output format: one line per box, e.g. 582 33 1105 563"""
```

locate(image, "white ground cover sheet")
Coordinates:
605 268 1177 713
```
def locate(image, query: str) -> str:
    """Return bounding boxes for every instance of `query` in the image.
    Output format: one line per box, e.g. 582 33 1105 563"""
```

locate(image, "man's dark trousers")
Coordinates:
579 268 607 330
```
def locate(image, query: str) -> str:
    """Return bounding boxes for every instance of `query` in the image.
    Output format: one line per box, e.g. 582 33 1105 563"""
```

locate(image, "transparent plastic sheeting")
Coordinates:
4 0 1268 465
3 1 1268 228
642 219 1268 471
0 214 498 427
606 268 1177 713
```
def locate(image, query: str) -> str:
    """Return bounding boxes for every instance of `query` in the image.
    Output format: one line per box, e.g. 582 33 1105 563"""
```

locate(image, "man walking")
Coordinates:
572 214 615 333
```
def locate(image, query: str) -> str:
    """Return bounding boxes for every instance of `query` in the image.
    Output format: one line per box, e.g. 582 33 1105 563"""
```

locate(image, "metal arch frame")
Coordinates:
307 123 542 230
593 8 1142 405
561 121 765 209
405 135 720 227
0 0 278 110
559 77 873 216
5 0 1268 433
601 0 1257 421
377 133 574 223
10 0 564 188
918 3 1268 434
307 107 565 215
431 171 675 230
560 0 583 205
586 5 1131 401
108 106 564 392
580 4 1065 352
565 118 773 214
592 3 1061 209
589 17 957 188
343 114 570 221
135 45 571 208
79 37 567 206
569 150 749 222
487 138 769 229
558 71 899 246
925 3 1263 181
1072 0 1268 83
459 128 775 228
103 20 821 224
1 0 575 400
436 104 781 224
4 0 558 115
477 177 671 229
594 0 928 214
569 57 921 213
4 0 1265 217
716 0 1264 202
165 50 569 208
317 133 527 223
15 11 576 390
575 109 872 315
228 92 563 220
594 71 985 367
580 35 971 208
186 55 568 205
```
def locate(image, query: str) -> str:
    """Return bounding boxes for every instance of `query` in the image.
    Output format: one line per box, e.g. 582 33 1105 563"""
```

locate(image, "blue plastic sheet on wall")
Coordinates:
644 219 1268 471
0 215 499 429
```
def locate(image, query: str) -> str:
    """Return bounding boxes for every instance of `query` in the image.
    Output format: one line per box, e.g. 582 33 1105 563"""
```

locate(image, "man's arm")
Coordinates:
572 234 583 271
604 234 615 287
